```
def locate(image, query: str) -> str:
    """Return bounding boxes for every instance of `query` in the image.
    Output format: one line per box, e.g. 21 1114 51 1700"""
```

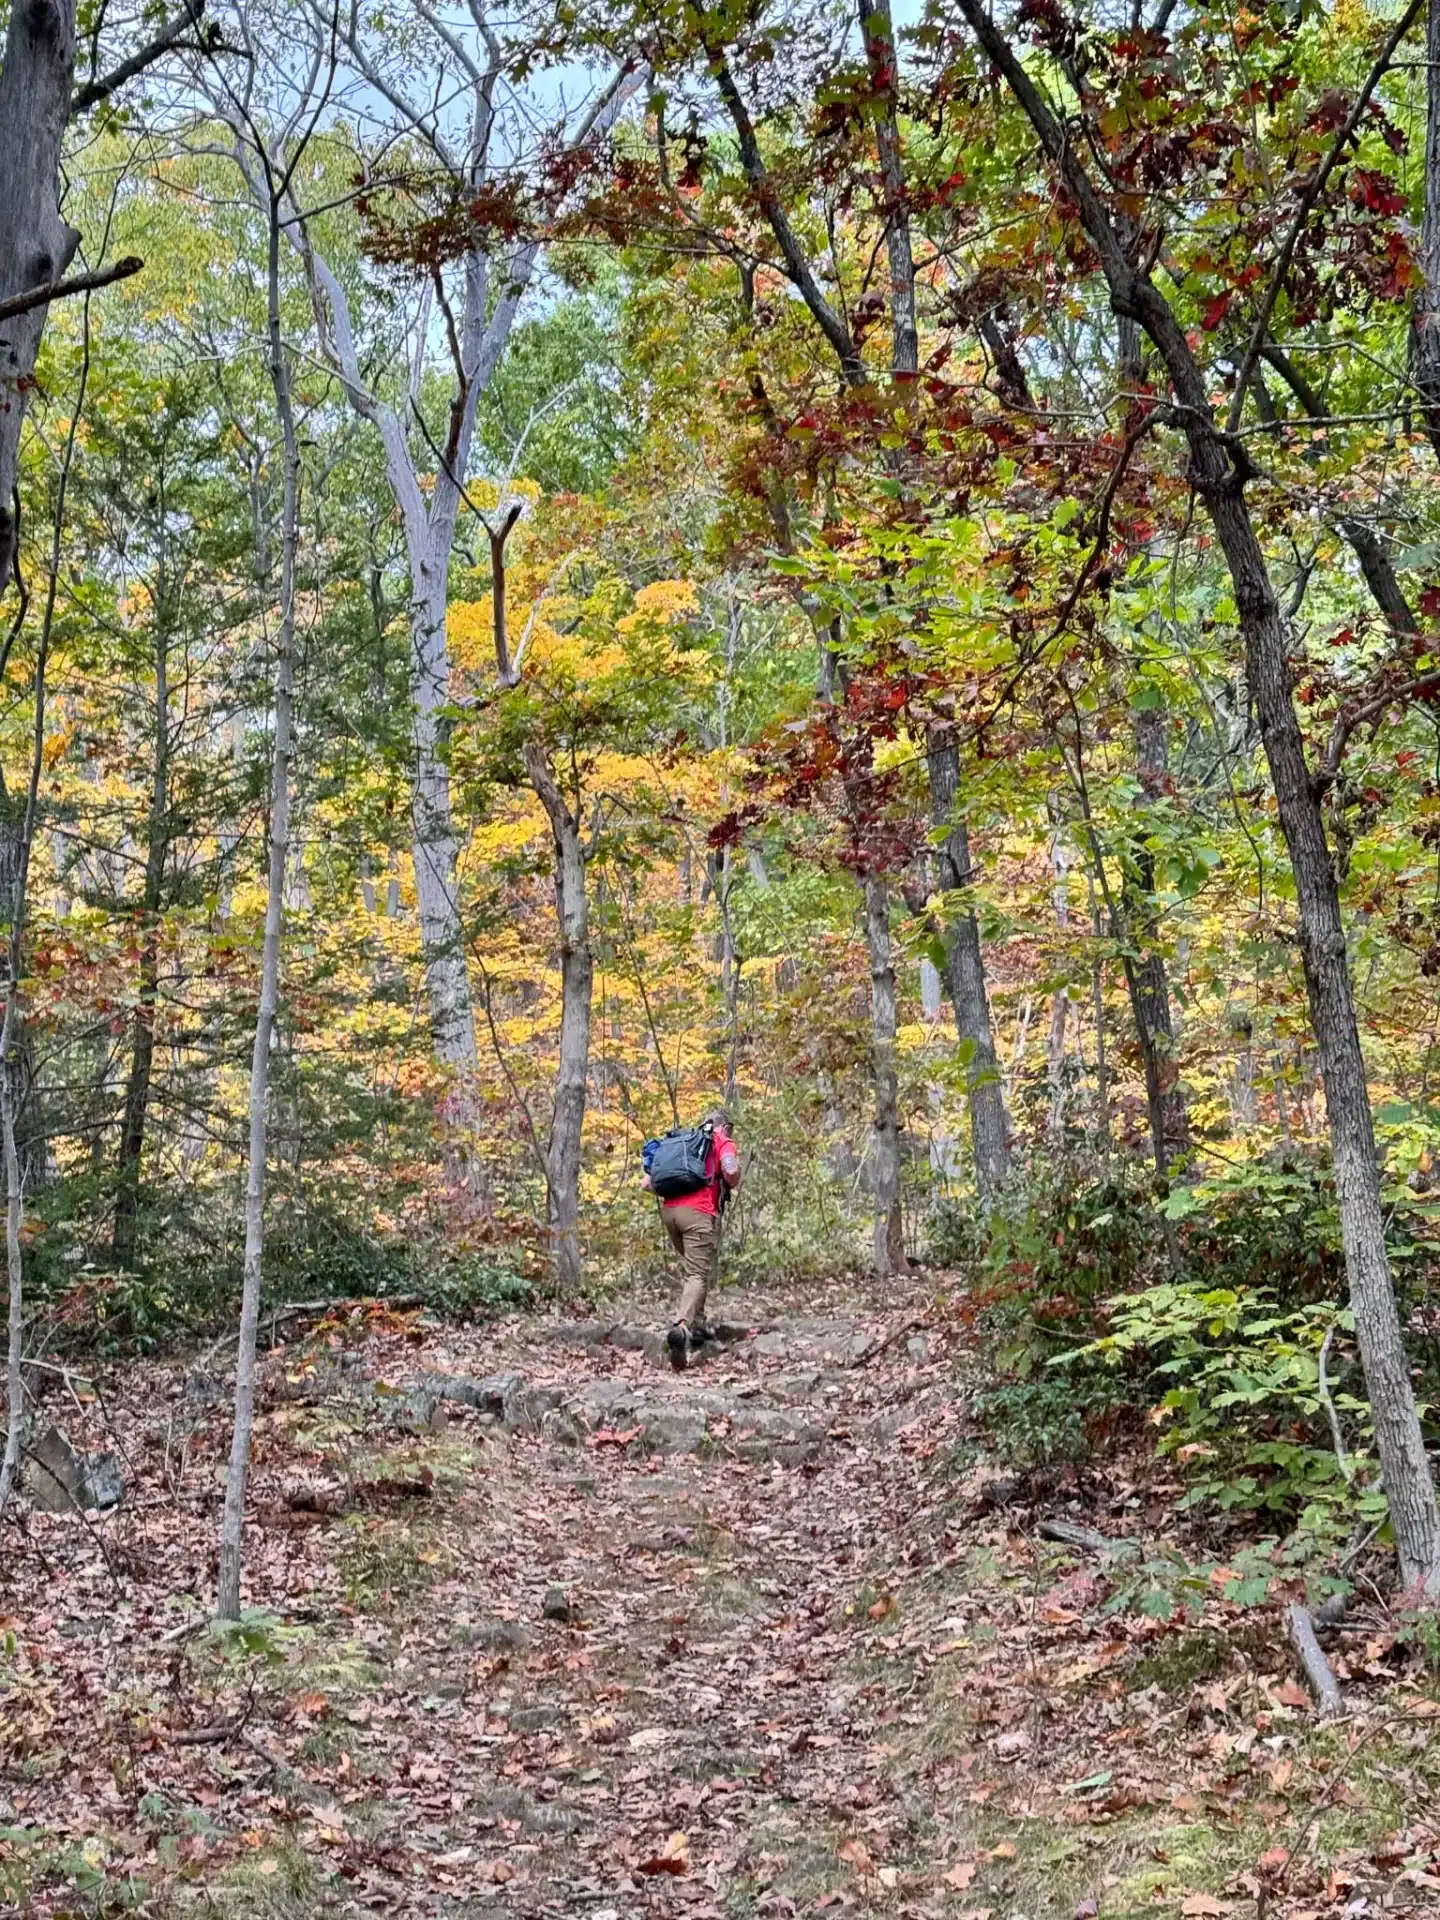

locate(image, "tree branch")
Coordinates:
0 257 142 324
1226 0 1425 430
72 0 206 114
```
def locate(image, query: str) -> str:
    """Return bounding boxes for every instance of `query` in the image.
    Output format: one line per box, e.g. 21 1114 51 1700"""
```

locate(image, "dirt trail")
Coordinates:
1 1277 989 1918
6 1279 1437 1919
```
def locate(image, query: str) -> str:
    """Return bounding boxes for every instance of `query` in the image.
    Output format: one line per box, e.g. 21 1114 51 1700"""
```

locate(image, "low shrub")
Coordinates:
1063 1279 1382 1533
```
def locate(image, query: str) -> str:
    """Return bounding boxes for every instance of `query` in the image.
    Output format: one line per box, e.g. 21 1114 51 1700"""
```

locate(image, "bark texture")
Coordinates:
865 875 905 1275
0 0 81 590
953 0 1440 1593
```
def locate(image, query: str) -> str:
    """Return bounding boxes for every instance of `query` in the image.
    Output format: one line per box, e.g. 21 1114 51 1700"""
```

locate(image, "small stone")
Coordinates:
541 1586 574 1624
509 1704 565 1732
459 1619 531 1652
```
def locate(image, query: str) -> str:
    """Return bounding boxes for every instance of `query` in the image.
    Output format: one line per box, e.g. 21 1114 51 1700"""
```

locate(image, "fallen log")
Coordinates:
1287 1601 1344 1717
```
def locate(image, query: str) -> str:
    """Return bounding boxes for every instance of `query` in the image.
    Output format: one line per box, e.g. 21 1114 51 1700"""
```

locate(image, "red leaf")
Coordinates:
1352 168 1405 217
1200 290 1232 331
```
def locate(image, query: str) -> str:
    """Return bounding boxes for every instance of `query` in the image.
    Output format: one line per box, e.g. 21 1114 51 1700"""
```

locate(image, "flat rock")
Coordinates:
425 1370 524 1416
750 1320 872 1363
29 1426 124 1513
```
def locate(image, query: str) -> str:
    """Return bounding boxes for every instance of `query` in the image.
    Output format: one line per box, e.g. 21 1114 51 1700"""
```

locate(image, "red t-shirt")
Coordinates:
662 1125 739 1216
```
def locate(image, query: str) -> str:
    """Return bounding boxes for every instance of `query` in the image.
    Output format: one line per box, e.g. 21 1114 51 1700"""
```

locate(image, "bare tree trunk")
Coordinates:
217 171 298 1623
524 745 592 1288
927 730 1011 1193
865 876 905 1275
0 278 81 1515
1418 0 1440 460
113 624 169 1268
0 0 80 590
409 563 482 1133
955 0 1440 1591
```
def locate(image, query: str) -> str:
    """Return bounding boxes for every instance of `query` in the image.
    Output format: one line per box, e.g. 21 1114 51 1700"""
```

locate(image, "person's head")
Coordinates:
705 1107 733 1132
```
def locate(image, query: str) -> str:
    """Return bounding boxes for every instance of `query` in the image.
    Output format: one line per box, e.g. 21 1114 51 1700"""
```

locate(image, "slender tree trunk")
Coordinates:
1085 869 1112 1149
113 626 169 1268
865 0 1010 1200
409 562 483 1159
1229 1010 1259 1133
0 1049 23 1512
857 0 919 382
865 875 905 1275
1417 0 1440 460
217 182 299 1622
927 730 1011 1193
954 0 1440 1591
1045 832 1072 1146
1122 706 1189 1172
0 275 80 1516
0 0 80 591
524 745 592 1287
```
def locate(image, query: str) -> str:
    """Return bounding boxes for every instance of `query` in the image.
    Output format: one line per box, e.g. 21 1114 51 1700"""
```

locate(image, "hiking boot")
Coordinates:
690 1320 713 1351
665 1324 689 1372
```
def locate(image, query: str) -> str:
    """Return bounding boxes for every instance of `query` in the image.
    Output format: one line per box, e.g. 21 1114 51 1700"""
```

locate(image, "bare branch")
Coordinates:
0 256 142 324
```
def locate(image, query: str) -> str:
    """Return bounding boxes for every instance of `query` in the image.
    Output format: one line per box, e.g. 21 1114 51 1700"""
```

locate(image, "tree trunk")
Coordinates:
927 729 1011 1194
1229 1010 1259 1133
865 875 905 1275
1122 706 1189 1174
1045 829 1072 1145
0 1045 24 1515
857 0 919 381
1417 0 1440 460
0 0 80 591
409 563 482 1149
952 0 1440 1592
217 179 298 1622
524 743 592 1288
113 625 169 1268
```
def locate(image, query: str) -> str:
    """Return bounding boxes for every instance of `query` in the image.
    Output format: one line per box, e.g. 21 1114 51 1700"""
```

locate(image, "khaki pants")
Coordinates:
663 1204 719 1328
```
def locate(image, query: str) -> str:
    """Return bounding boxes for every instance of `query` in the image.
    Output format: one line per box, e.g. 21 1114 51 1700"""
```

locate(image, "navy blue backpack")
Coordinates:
643 1121 714 1199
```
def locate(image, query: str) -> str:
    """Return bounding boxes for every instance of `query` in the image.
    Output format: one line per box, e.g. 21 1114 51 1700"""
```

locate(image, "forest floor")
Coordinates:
3 1273 1440 1919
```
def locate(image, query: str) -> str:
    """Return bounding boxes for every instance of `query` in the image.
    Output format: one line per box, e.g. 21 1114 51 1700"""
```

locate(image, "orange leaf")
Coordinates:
838 1838 874 1874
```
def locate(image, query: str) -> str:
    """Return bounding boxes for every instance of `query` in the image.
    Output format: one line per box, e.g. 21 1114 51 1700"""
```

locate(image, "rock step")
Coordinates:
406 1368 830 1463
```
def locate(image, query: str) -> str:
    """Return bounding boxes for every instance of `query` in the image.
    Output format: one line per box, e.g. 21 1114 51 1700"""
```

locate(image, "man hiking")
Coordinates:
641 1109 741 1370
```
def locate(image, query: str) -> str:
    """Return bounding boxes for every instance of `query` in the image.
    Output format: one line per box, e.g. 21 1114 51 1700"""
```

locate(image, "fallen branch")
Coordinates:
172 1720 243 1747
1287 1600 1344 1717
1035 1516 1137 1553
196 1292 425 1367
0 258 143 324
846 1312 926 1369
